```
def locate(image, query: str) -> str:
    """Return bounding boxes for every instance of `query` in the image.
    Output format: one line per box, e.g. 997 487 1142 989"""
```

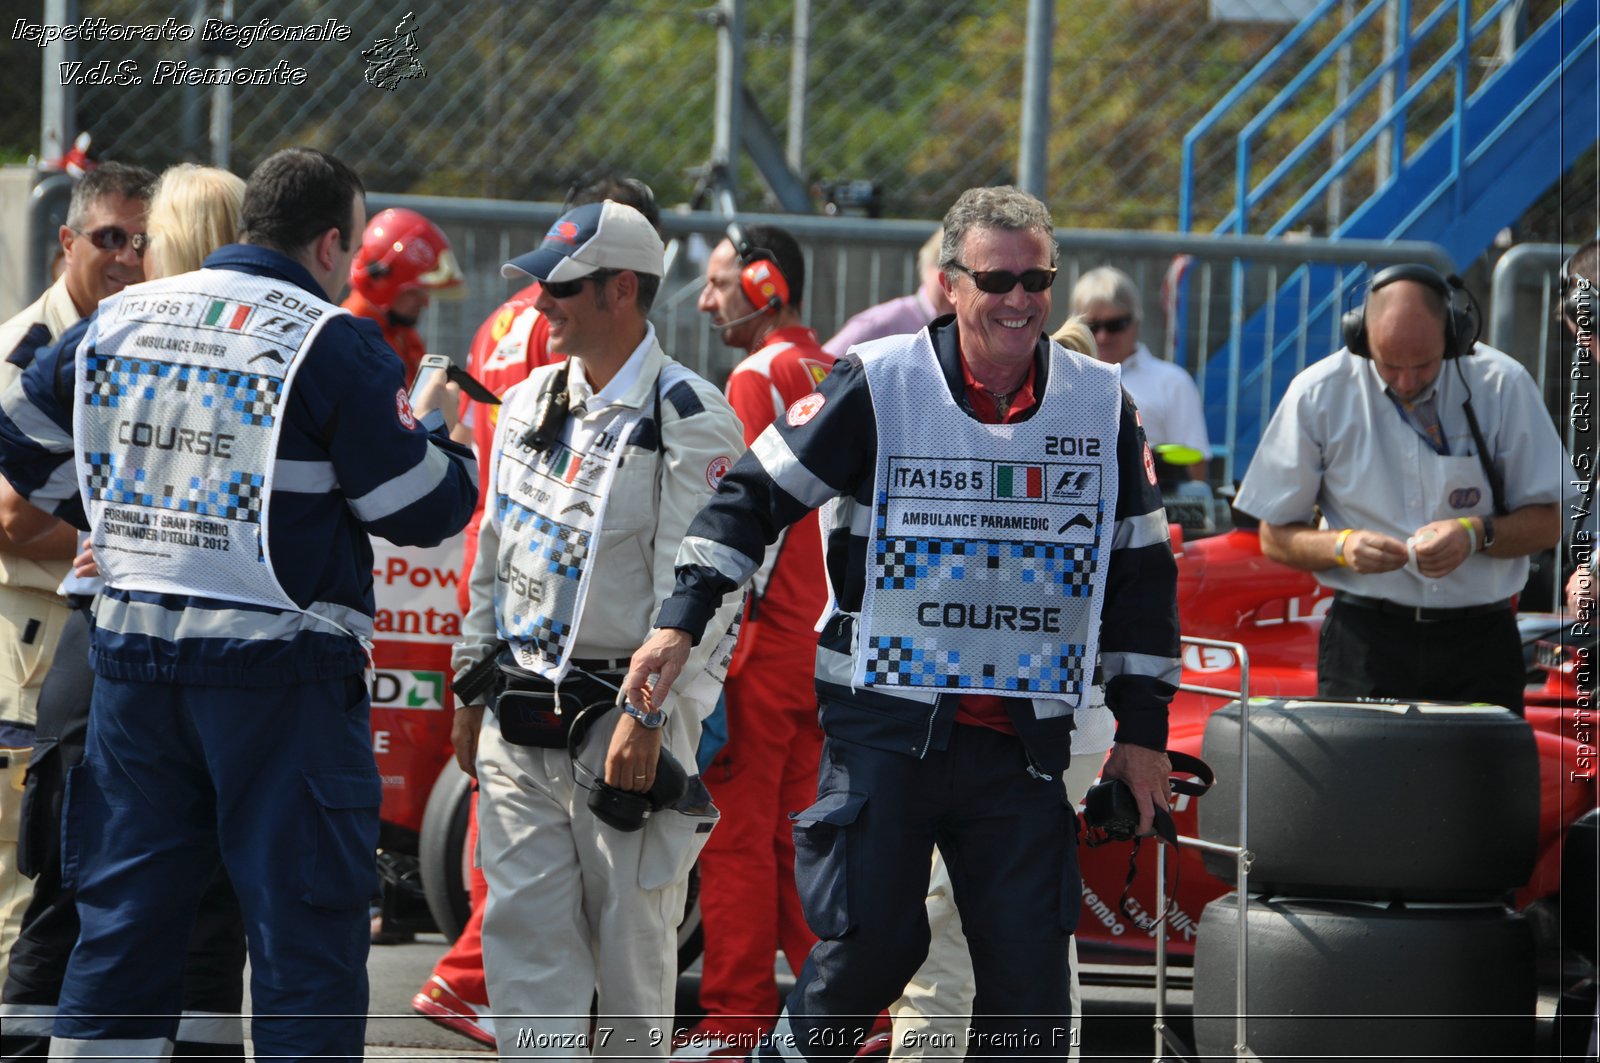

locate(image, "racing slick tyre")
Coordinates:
1193 892 1535 1062
419 758 474 940
1197 699 1538 899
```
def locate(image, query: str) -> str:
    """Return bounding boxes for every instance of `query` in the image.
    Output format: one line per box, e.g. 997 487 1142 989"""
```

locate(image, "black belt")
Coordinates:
1332 591 1512 623
572 657 632 673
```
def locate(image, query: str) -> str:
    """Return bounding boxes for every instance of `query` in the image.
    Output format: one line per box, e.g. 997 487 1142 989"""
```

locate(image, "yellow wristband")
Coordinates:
1334 528 1353 567
1456 516 1478 554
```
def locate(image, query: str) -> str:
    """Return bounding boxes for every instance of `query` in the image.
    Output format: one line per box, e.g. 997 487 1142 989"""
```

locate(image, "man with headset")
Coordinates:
679 224 833 1057
450 199 743 1057
1235 264 1564 711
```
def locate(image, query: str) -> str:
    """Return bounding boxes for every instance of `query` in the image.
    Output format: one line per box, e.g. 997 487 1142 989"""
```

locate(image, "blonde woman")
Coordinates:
144 163 246 277
0 164 252 1061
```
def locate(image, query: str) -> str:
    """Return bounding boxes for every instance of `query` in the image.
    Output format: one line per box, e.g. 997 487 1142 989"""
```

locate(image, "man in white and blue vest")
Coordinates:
450 200 744 1057
0 147 478 1060
626 185 1180 1059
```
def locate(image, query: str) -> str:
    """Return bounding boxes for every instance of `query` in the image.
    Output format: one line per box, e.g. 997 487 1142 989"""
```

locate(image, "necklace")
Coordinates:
989 382 1022 419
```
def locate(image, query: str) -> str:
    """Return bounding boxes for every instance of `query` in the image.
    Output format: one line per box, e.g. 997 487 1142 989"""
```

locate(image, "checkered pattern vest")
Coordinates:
490 367 653 684
75 270 343 609
853 330 1120 711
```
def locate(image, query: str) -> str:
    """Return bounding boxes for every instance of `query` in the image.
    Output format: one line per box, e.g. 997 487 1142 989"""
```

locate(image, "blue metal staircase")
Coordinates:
1178 0 1599 478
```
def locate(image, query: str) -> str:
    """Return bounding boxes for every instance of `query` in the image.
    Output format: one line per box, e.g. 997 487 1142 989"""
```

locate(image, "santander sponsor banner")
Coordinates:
369 534 465 832
372 534 465 644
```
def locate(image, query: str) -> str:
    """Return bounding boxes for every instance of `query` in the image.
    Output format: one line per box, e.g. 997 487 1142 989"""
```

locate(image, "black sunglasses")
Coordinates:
1085 315 1135 335
950 263 1057 294
541 269 619 300
71 225 149 258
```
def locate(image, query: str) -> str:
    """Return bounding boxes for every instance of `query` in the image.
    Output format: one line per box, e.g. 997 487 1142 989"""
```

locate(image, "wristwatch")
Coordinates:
1480 515 1496 551
622 701 667 729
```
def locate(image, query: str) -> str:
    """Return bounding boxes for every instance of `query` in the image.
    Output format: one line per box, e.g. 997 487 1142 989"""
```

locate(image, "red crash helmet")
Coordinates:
350 208 465 308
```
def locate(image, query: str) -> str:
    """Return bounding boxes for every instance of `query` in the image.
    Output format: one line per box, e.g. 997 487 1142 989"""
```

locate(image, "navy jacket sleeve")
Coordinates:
656 354 875 639
1099 392 1180 751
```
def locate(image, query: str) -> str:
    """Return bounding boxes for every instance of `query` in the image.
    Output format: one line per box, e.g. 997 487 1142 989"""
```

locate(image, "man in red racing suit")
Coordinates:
674 223 834 1058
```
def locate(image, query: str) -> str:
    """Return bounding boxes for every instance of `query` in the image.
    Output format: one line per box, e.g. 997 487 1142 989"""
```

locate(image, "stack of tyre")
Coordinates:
1192 699 1538 1061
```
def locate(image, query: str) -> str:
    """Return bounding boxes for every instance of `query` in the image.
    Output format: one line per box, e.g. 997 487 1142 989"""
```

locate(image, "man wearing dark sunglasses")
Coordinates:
451 199 743 1059
627 185 1179 1061
1071 267 1210 483
0 161 154 990
411 177 668 1051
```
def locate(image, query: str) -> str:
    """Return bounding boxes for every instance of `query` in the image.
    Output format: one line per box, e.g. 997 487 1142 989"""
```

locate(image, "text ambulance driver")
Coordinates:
451 200 744 1058
627 185 1179 1060
0 147 477 1060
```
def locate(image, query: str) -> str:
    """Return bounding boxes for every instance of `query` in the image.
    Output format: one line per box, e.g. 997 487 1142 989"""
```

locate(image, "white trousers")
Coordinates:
477 708 716 1061
888 753 1107 1062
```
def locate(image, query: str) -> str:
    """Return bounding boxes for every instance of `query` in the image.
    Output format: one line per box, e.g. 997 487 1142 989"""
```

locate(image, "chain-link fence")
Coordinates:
1 0 1326 229
4 0 1589 234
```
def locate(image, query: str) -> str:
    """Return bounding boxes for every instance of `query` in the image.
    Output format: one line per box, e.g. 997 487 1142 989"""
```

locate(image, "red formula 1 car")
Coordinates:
366 536 473 937
368 527 1597 976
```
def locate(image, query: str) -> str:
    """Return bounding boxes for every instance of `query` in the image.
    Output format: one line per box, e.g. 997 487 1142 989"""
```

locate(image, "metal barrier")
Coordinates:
1488 242 1583 454
371 191 1453 470
23 172 75 303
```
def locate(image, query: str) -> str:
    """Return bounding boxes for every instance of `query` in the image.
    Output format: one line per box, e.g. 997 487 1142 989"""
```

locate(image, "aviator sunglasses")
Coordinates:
949 263 1057 294
70 224 150 258
542 269 619 300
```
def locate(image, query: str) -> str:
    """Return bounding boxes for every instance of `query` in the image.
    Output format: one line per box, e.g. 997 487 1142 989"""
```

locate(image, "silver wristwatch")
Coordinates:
622 701 667 729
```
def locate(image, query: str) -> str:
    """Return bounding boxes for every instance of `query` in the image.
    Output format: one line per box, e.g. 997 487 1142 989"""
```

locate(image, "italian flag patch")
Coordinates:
203 300 252 330
995 464 1043 498
552 446 583 484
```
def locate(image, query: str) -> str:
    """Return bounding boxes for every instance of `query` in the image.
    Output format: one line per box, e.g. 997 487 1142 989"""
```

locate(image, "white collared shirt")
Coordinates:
1117 343 1211 456
1235 344 1566 607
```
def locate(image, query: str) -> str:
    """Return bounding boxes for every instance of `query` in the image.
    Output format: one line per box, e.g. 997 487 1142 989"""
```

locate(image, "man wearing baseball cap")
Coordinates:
450 200 745 1056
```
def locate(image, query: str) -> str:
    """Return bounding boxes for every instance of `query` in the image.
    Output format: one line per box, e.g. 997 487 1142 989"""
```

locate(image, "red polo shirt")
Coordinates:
954 356 1038 734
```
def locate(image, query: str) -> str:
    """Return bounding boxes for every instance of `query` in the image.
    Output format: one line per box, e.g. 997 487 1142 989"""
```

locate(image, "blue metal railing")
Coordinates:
1182 0 1521 240
1177 0 1344 233
1175 0 1599 477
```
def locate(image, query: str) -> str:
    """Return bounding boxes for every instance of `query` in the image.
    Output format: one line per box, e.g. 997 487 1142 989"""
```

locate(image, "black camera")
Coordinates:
1083 778 1143 842
587 746 688 832
1081 751 1215 849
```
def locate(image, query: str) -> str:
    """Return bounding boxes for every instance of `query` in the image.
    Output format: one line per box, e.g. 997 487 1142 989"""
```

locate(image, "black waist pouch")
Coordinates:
492 652 621 748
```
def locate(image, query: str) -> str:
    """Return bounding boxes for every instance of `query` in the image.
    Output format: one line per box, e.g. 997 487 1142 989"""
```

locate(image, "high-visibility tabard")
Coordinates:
493 371 644 684
855 331 1121 707
74 270 341 609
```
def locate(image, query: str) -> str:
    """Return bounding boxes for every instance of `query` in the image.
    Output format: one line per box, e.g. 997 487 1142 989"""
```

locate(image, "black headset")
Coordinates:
1340 263 1480 360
